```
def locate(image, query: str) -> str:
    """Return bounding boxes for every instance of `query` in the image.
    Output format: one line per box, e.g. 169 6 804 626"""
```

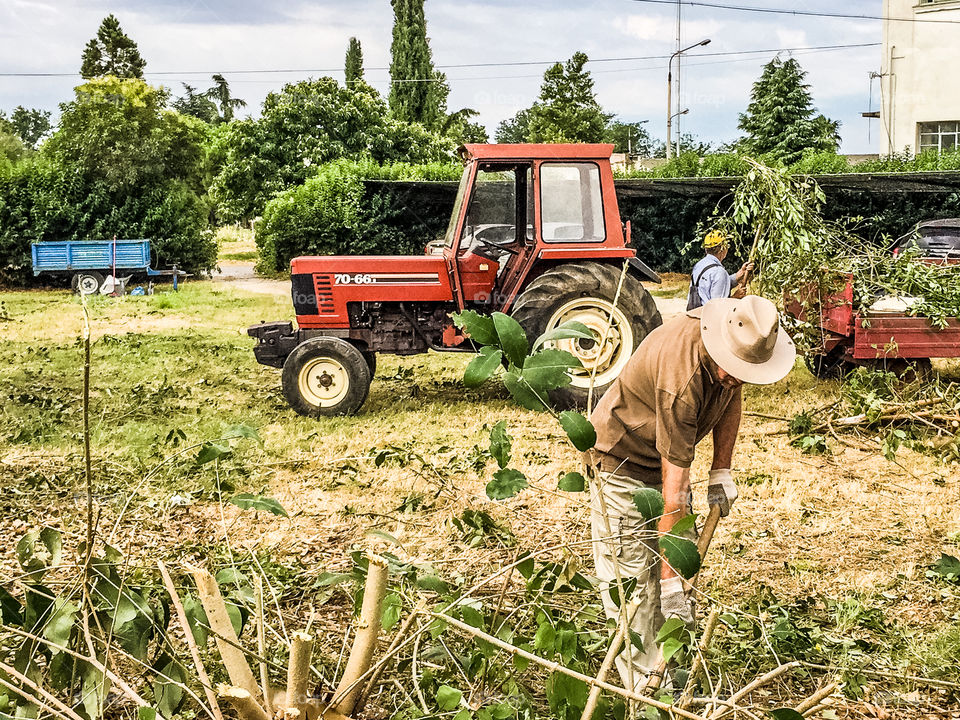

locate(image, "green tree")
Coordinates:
738 56 840 164
210 78 454 221
0 130 26 163
495 108 533 143
204 74 247 124
526 52 611 143
441 108 489 144
388 0 448 128
345 37 365 86
605 120 654 155
0 107 53 148
172 84 219 124
46 77 208 193
80 14 146 79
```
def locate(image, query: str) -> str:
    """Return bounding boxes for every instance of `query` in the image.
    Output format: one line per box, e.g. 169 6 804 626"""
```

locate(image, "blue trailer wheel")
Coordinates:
73 271 104 295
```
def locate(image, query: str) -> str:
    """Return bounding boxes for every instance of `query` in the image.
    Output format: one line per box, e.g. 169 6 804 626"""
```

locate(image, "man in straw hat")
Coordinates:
687 229 754 310
585 295 795 690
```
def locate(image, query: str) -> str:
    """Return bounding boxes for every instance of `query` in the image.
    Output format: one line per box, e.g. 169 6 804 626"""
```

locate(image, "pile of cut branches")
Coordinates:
787 366 960 462
707 158 960 346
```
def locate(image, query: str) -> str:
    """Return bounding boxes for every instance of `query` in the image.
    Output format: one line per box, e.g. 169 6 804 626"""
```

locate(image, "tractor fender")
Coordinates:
626 256 661 284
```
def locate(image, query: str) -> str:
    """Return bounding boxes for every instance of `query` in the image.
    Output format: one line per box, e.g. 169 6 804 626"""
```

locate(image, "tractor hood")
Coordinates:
290 255 454 328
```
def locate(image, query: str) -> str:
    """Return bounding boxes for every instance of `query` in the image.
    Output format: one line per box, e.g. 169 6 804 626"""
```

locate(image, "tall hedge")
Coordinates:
257 159 462 272
256 159 960 274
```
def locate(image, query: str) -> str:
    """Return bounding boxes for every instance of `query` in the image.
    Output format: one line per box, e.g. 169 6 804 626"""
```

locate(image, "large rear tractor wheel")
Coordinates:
511 262 662 409
282 337 372 417
72 272 104 296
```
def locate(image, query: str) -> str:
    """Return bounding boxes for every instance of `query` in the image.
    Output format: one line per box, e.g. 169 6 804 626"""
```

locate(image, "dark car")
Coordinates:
893 218 960 259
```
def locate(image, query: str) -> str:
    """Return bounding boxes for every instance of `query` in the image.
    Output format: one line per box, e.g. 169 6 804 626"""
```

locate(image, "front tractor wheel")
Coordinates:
511 262 662 409
282 337 372 417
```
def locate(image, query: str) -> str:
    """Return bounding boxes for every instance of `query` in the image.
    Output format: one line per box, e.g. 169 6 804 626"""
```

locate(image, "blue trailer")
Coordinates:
31 239 184 294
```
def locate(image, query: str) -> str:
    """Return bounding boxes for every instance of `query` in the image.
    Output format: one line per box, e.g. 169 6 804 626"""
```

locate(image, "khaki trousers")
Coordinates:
588 466 694 692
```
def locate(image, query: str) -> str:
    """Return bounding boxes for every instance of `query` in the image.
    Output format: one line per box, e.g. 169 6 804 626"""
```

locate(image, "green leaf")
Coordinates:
416 575 451 594
493 312 529 367
503 370 548 411
628 629 645 653
557 472 586 492
632 489 664 523
656 617 686 643
228 494 289 517
436 685 463 711
381 593 402 631
768 710 805 720
460 605 485 629
16 529 61 576
196 441 231 465
181 594 209 645
0 586 23 626
486 468 528 501
660 636 684 663
138 708 157 720
521 349 579 391
153 659 185 719
558 411 596 451
533 320 595 349
516 553 535 579
464 346 503 388
671 514 698 535
545 671 588 714
534 622 556 651
489 420 512 469
659 534 701 580
453 310 499 346
81 663 107 720
930 553 960 583
225 600 244 636
315 572 354 587
43 598 78 652
221 424 261 442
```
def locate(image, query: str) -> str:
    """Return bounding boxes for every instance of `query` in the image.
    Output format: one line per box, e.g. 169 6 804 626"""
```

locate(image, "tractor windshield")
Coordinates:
444 166 472 247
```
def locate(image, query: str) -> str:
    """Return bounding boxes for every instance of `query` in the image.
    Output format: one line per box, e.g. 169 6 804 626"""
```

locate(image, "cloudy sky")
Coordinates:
0 0 885 153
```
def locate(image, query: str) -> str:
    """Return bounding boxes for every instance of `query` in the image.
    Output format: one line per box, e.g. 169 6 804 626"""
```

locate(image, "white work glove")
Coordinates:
659 576 695 628
708 468 738 517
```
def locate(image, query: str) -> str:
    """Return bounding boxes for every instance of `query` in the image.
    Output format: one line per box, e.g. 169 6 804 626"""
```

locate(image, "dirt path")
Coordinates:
212 261 288 295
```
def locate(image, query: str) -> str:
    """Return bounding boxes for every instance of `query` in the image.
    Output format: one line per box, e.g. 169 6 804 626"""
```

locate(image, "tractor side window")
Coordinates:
540 163 606 243
459 165 518 254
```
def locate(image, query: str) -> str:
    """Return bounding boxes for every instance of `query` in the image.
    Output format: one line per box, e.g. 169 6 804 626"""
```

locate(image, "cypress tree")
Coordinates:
388 0 448 127
738 56 840 164
80 14 146 79
345 37 364 86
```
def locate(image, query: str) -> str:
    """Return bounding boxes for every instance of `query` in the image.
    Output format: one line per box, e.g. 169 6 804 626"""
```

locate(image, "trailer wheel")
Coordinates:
282 337 372 417
73 272 104 296
511 262 662 409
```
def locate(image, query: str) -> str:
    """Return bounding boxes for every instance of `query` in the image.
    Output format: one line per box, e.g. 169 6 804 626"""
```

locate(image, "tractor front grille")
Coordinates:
313 274 335 313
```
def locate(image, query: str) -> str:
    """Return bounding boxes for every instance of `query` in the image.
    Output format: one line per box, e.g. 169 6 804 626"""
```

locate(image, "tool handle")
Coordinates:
643 504 724 693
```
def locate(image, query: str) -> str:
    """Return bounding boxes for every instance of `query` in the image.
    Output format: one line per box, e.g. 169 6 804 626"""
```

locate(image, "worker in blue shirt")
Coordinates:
687 230 754 310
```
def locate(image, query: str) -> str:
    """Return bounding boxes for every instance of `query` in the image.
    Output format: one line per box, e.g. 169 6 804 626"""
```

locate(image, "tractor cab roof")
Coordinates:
460 143 615 162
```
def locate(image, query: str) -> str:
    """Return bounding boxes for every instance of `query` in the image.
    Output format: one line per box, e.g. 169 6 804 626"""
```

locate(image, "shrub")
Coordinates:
256 158 462 272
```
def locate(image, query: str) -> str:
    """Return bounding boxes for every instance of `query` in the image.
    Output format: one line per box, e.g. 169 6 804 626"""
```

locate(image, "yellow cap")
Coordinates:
704 230 728 249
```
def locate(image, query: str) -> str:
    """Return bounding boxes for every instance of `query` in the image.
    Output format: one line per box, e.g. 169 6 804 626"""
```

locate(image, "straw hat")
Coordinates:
700 296 796 385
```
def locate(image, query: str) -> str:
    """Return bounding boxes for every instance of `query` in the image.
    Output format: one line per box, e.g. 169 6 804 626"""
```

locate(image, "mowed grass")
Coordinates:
2 280 960 708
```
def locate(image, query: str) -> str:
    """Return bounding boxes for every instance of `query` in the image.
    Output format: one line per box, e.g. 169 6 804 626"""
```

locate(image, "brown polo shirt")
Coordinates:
588 308 740 480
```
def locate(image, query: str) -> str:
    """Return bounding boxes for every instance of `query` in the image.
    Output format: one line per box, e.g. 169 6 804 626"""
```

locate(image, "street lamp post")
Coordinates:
666 38 711 160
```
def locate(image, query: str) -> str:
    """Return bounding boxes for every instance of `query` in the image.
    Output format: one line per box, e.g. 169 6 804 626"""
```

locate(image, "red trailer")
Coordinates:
797 269 960 377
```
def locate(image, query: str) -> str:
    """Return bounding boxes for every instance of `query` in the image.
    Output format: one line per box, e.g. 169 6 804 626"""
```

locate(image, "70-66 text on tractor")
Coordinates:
249 143 663 416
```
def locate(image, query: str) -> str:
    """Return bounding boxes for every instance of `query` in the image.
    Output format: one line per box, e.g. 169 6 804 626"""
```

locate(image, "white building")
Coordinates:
880 0 960 155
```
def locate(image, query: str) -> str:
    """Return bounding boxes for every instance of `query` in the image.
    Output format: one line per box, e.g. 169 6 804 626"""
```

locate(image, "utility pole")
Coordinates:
666 39 711 159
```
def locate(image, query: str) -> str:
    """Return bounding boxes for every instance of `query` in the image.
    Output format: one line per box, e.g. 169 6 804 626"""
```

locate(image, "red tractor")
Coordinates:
249 143 663 415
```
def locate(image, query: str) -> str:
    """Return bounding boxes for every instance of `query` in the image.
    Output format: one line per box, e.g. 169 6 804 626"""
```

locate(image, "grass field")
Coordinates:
1 278 959 718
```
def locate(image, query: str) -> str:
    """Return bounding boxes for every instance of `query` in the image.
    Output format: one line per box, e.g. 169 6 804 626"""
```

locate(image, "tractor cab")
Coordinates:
249 143 663 417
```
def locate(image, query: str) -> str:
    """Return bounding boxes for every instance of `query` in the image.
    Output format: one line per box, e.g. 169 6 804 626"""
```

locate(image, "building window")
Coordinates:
918 121 960 153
